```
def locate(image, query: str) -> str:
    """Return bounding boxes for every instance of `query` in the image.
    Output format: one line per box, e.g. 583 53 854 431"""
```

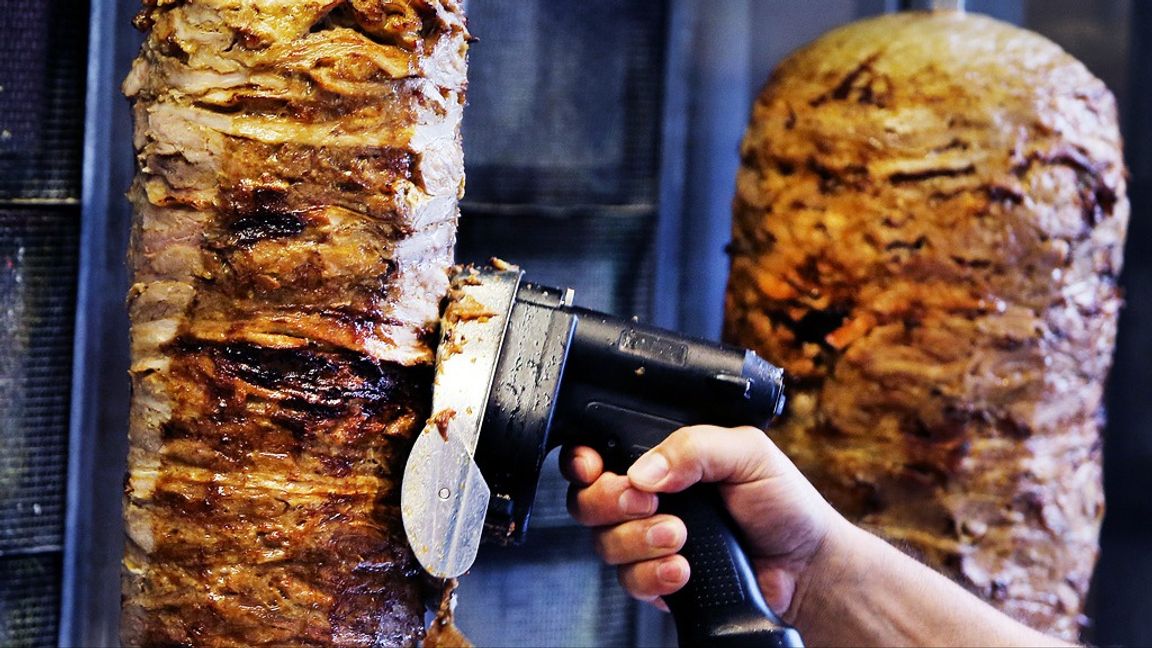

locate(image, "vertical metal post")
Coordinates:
60 0 138 644
651 0 694 331
676 0 751 340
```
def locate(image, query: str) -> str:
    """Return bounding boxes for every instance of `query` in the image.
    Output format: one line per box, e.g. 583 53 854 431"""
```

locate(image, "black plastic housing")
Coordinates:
473 280 801 647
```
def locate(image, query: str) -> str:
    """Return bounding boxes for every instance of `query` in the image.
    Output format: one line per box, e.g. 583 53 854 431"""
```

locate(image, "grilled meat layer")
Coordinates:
725 12 1126 641
122 2 468 645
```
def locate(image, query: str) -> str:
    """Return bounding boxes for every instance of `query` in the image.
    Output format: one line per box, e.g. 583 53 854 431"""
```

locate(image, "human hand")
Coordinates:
561 425 845 620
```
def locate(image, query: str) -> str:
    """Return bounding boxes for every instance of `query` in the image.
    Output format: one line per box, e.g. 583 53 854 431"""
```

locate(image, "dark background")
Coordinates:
0 0 1147 646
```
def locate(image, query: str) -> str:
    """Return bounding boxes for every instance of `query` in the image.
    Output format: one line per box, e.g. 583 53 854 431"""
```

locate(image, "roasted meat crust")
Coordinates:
122 1 468 645
724 12 1126 641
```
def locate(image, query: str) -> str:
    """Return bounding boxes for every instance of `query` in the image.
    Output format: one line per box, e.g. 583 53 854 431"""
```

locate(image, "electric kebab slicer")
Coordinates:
400 263 804 648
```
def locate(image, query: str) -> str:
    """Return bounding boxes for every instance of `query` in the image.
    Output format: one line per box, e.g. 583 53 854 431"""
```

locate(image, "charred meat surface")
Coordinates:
725 12 1127 641
122 1 468 645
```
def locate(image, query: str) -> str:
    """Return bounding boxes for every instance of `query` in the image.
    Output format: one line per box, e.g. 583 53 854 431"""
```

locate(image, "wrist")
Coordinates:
781 512 859 630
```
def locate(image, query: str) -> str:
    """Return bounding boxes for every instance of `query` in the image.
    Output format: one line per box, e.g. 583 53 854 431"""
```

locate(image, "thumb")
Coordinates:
626 425 788 493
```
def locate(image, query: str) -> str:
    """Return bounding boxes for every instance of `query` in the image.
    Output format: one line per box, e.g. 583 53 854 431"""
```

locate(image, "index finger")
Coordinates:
627 425 786 493
560 445 605 486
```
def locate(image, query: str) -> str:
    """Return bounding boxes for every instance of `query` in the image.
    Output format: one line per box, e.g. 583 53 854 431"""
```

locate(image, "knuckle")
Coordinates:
566 486 590 525
595 524 634 566
616 564 650 599
672 425 714 463
734 424 767 442
677 429 704 459
615 564 633 589
592 531 611 561
568 475 629 527
736 425 773 451
657 427 708 484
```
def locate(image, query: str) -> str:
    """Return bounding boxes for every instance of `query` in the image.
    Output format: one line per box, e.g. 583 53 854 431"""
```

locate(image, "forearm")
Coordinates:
787 520 1073 648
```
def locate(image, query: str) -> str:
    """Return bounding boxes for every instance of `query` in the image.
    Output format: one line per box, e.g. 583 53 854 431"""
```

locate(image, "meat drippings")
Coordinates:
423 579 472 648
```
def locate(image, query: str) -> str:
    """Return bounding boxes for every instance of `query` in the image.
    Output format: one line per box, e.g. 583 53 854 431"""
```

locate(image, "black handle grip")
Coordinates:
577 404 803 648
660 486 803 648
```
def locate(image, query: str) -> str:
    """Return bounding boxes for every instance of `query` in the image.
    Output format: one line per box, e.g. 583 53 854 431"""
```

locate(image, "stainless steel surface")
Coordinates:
402 433 491 579
401 267 523 579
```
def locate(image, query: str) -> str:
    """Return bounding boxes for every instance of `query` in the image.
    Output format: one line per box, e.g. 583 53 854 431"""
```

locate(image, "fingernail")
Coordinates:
657 559 687 584
646 521 682 549
629 452 669 488
574 454 593 478
618 489 657 516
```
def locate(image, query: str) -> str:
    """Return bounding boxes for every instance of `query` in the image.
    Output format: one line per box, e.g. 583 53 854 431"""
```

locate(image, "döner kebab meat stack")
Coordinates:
725 11 1127 640
121 1 468 645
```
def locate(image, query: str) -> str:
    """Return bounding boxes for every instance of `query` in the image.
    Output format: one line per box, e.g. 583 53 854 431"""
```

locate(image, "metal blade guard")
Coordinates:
400 267 522 579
